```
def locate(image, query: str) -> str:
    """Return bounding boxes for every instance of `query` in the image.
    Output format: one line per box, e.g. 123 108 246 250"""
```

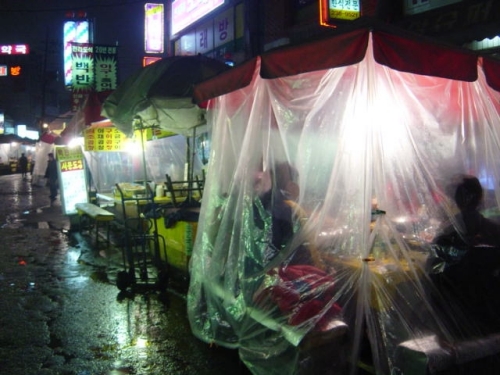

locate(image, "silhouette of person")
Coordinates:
253 162 310 266
19 153 28 179
44 153 58 205
432 175 500 333
453 175 500 247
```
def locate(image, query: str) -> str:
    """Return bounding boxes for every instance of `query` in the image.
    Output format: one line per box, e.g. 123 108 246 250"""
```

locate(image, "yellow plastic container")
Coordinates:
153 217 198 272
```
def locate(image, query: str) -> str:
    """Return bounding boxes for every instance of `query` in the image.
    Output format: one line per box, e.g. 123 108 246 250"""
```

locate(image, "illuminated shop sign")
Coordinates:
55 145 89 215
404 0 462 15
396 0 498 37
320 0 360 26
71 43 94 90
0 65 7 76
63 20 90 87
84 127 127 151
0 44 29 55
94 45 118 92
71 43 93 111
10 65 22 76
143 56 162 66
175 6 235 56
145 3 164 53
171 0 225 36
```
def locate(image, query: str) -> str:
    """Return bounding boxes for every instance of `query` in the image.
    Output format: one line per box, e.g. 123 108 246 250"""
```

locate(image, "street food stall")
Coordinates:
0 134 36 175
186 26 500 374
82 120 206 275
97 56 229 278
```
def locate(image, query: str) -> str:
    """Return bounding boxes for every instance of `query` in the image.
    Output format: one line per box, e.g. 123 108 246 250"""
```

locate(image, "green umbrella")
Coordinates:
101 55 230 137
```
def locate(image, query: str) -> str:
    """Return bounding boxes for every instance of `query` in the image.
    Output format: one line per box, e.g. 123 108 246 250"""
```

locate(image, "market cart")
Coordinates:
114 182 168 292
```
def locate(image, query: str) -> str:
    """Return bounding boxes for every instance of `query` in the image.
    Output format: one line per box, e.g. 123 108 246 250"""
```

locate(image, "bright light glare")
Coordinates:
124 139 142 155
68 137 84 147
136 337 148 348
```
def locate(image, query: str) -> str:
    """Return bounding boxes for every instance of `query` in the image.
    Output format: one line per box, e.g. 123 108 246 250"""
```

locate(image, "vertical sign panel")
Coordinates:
94 45 118 92
71 42 94 111
63 20 90 87
145 3 164 53
55 146 88 215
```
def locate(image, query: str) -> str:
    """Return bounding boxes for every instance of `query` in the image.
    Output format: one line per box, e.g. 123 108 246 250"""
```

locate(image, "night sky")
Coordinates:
1 0 146 67
0 0 153 124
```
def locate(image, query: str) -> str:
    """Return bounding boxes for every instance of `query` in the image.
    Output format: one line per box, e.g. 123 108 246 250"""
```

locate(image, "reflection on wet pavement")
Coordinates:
0 174 249 374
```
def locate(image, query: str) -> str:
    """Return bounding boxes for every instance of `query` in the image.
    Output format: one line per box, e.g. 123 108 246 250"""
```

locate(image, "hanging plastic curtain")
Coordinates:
188 27 500 375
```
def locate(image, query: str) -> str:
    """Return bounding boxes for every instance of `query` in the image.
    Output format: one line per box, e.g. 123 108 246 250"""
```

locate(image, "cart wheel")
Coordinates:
156 270 169 291
116 270 132 291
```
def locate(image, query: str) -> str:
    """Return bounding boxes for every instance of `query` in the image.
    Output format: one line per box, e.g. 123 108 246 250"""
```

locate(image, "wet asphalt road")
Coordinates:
0 173 249 375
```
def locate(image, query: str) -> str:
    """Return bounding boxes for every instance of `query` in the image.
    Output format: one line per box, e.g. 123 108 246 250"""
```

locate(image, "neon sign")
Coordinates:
320 0 361 27
145 3 164 53
63 20 90 87
171 0 225 36
0 44 29 55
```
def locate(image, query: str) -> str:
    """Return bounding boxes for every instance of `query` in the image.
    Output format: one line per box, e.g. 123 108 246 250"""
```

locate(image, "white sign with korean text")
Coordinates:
55 146 88 215
214 7 234 48
196 20 214 55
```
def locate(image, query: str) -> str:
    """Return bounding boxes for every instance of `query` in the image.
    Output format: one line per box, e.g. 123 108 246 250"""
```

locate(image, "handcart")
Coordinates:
114 183 168 292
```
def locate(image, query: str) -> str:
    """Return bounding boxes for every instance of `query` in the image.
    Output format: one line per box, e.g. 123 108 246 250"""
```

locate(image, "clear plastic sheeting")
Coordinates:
84 135 204 192
187 32 500 374
31 141 54 187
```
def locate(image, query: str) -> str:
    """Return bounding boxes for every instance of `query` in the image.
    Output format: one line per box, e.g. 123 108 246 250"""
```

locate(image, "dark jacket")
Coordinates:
44 159 58 182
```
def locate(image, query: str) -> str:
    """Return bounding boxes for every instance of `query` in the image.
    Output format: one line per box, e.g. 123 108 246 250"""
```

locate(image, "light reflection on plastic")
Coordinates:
125 138 143 155
136 337 148 348
68 137 84 148
67 249 80 263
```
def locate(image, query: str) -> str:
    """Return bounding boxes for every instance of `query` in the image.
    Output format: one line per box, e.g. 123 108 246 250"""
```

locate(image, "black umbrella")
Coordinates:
101 55 231 137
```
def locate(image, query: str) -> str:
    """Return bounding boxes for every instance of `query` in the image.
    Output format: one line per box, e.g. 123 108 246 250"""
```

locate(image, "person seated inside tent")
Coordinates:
251 162 342 330
434 174 500 248
253 161 309 265
431 175 500 332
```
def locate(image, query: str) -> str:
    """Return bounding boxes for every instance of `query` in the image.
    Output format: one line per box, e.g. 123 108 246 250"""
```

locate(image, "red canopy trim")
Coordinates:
84 90 113 126
193 57 257 104
260 28 369 79
372 30 478 82
40 132 60 144
483 57 500 92
192 26 499 103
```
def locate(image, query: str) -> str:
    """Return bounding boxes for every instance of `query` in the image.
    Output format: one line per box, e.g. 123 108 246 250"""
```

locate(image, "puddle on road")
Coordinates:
2 207 44 228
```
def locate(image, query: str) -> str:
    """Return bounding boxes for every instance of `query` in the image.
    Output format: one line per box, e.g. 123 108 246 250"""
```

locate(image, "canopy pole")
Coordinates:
141 125 148 191
184 127 197 203
133 117 149 193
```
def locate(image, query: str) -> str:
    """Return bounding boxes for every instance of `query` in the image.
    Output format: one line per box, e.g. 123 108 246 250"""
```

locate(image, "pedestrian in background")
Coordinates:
19 153 28 179
44 153 58 205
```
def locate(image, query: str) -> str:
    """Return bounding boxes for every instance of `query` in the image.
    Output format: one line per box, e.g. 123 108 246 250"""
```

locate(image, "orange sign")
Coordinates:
10 66 21 76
